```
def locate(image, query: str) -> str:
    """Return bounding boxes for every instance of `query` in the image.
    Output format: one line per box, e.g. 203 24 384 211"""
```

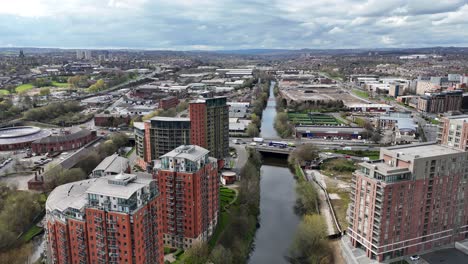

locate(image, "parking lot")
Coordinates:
421 248 468 264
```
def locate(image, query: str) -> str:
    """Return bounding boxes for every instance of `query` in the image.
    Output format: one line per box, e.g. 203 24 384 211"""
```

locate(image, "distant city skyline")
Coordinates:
0 0 467 50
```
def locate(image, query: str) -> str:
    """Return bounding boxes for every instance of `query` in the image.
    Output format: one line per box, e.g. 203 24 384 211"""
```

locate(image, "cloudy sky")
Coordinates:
0 0 467 50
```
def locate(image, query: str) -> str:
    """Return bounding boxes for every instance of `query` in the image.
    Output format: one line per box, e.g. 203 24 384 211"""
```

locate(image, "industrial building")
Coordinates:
45 172 164 264
348 143 468 262
154 145 219 249
295 126 367 140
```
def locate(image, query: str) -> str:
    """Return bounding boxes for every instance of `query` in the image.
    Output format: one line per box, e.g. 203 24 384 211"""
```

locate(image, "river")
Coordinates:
260 81 280 139
249 80 300 263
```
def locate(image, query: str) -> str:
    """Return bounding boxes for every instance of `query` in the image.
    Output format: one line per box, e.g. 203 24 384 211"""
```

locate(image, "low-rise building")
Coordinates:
159 96 179 110
31 129 97 154
94 113 132 127
295 126 367 139
91 153 130 178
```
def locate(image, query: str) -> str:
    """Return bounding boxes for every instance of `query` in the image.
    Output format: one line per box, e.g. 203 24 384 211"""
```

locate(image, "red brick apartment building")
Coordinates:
45 173 164 264
348 143 468 262
154 145 219 249
159 96 179 110
438 114 468 151
189 97 229 164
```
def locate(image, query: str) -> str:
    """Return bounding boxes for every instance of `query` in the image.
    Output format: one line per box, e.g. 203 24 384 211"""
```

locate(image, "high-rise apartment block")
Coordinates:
417 90 462 114
438 115 468 151
348 143 468 261
154 145 219 249
134 117 191 165
45 173 164 264
189 97 229 162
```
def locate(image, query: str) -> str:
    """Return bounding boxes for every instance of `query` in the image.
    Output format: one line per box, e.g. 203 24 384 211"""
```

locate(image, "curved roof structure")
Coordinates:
0 126 51 146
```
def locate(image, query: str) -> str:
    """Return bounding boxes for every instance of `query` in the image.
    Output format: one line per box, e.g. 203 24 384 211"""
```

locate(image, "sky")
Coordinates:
0 0 467 50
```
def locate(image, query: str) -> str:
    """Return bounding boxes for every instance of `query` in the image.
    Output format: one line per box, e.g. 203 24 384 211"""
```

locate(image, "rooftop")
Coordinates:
86 172 153 199
46 173 155 213
161 145 210 162
148 117 190 122
385 142 463 158
33 129 93 144
93 153 128 174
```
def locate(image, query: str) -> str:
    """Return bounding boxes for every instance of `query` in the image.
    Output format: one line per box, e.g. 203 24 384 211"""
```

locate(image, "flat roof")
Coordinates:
86 173 153 199
385 143 463 158
133 122 145 130
148 117 190 122
161 145 209 162
46 179 94 212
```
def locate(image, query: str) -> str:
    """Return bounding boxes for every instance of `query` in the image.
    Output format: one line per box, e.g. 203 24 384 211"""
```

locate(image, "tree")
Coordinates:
288 143 319 165
250 113 260 127
176 100 189 113
45 166 87 190
39 87 50 96
183 242 209 264
32 78 51 88
288 214 332 264
371 131 382 144
295 181 319 215
68 75 89 88
209 245 233 264
246 123 259 137
88 79 107 93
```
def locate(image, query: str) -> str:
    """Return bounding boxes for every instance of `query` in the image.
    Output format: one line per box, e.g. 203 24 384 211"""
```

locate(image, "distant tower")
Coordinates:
19 50 25 64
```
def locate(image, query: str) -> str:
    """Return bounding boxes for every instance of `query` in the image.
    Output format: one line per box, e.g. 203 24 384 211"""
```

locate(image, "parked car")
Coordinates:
410 255 420 261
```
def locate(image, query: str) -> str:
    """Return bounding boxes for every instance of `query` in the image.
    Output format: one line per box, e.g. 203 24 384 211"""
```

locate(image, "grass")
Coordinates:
21 225 44 242
329 150 380 160
320 158 356 182
327 185 350 230
288 112 341 126
0 89 10 95
51 81 69 88
352 90 369 99
125 147 135 157
208 211 229 248
15 83 34 93
430 119 440 125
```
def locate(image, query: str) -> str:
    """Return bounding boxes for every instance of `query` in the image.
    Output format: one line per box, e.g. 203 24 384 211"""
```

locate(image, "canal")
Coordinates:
260 81 280 139
249 80 300 263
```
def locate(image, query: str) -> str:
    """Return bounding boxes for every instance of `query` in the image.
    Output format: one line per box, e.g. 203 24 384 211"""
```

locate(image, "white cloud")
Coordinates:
0 0 467 49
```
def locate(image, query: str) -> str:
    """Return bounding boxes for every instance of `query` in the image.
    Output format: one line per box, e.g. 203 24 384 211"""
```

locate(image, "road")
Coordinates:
232 138 380 151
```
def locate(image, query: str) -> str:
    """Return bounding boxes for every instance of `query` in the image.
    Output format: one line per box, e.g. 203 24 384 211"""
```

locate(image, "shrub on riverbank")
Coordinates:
274 112 294 138
288 214 333 263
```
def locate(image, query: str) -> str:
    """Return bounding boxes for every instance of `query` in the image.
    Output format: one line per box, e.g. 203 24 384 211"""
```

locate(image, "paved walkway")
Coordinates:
305 169 335 235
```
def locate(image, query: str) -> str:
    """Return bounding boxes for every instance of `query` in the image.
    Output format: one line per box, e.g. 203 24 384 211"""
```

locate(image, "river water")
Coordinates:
249 80 300 264
260 81 280 139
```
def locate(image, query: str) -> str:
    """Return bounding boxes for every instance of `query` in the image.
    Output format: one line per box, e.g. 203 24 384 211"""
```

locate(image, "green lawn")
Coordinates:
329 150 380 160
352 90 369 99
51 81 69 88
21 225 44 242
0 89 10 95
15 83 34 93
